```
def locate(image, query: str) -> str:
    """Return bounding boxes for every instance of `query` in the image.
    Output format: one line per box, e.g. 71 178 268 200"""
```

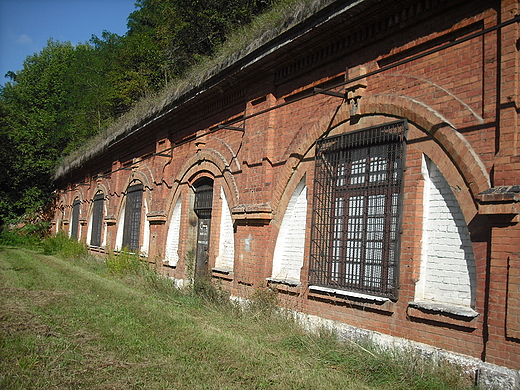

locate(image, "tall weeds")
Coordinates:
0 232 477 389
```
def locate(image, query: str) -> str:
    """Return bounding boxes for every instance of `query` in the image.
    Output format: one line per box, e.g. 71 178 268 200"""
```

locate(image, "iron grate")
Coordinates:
309 120 407 299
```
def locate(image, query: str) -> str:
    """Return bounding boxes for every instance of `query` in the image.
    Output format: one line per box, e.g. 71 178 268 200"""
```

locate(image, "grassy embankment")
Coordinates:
0 234 476 389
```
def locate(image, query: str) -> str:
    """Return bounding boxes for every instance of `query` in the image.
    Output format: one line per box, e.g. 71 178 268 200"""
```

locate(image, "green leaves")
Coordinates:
0 0 275 226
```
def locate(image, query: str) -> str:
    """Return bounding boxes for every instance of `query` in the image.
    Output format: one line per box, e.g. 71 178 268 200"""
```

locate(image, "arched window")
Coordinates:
215 187 234 271
90 192 104 247
122 183 143 252
70 198 81 240
309 121 407 299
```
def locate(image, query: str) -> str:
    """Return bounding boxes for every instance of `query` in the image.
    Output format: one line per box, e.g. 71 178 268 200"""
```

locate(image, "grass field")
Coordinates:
0 241 476 389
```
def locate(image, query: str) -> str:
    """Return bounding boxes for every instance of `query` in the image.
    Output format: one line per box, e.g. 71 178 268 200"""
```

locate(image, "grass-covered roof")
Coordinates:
54 0 343 180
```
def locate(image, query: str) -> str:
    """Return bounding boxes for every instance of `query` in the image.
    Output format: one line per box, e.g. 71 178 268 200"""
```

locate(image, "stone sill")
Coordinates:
212 267 234 281
113 250 148 259
267 278 301 296
104 215 116 225
408 301 479 329
147 211 167 225
308 285 394 314
232 204 273 224
162 262 177 269
267 277 300 287
88 246 105 254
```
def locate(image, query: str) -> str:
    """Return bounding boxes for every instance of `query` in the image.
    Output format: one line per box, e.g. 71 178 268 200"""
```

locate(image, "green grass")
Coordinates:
0 242 476 389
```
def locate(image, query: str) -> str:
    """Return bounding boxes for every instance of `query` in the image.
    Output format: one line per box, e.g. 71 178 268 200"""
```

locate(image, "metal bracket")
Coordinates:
217 125 245 131
314 87 345 99
154 153 172 158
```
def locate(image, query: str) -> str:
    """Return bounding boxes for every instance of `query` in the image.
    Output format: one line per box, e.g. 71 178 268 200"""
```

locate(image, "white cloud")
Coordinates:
16 34 32 44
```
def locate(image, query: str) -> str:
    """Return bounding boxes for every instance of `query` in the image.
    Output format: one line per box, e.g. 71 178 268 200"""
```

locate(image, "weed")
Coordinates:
192 276 231 306
105 249 142 275
0 225 45 249
0 246 478 390
40 231 87 258
246 285 279 319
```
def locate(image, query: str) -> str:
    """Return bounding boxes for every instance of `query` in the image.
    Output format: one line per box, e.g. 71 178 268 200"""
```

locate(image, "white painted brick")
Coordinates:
272 179 307 282
415 156 476 308
165 198 182 266
141 200 150 256
215 187 234 270
115 206 125 251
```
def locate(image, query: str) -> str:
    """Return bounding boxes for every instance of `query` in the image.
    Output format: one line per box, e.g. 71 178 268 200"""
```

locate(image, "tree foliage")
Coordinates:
0 0 274 226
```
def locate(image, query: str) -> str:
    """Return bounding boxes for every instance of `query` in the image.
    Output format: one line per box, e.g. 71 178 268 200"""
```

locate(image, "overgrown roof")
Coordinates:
53 0 353 180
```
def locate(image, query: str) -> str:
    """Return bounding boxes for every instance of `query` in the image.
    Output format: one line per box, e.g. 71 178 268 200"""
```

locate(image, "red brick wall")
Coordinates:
54 0 520 371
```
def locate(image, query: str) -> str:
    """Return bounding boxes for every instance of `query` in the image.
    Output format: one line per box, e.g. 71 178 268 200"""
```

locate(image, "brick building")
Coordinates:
53 0 520 385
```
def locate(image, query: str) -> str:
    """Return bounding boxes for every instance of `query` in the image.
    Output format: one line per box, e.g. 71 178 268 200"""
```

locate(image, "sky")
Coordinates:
0 0 137 83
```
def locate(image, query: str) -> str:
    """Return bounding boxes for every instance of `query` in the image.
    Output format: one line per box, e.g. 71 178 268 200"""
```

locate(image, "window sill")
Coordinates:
308 285 394 314
88 246 105 253
267 277 300 287
407 301 479 329
212 267 233 281
267 278 301 296
162 262 177 269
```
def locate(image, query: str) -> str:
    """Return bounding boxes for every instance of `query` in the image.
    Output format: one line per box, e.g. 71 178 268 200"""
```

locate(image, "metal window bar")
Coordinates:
309 120 407 299
122 184 143 252
70 199 80 240
194 183 213 219
90 193 104 247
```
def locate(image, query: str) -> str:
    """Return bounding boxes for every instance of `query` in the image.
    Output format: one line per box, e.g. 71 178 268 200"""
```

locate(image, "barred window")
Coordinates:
70 198 80 240
122 183 143 252
90 192 104 247
309 121 407 299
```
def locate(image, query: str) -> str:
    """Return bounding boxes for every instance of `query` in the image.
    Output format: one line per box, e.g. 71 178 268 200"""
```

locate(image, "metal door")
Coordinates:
196 217 211 278
193 179 213 278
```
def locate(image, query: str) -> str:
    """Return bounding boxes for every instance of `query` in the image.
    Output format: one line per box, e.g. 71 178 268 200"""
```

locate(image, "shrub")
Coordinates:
40 231 87 258
0 221 49 249
192 276 231 305
105 249 142 275
247 285 279 318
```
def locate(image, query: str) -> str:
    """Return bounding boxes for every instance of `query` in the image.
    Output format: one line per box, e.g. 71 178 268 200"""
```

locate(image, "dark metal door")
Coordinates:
196 218 211 278
193 179 213 278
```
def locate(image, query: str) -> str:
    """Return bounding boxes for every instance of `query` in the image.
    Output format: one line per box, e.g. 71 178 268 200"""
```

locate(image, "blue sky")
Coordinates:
0 0 137 82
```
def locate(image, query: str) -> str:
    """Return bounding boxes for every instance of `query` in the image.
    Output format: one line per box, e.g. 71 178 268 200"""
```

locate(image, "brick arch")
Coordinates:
91 183 109 200
69 188 86 220
55 199 66 233
270 94 490 213
170 148 239 212
118 171 153 213
270 103 351 212
85 183 109 220
138 162 156 189
114 171 153 229
360 94 491 198
71 187 85 204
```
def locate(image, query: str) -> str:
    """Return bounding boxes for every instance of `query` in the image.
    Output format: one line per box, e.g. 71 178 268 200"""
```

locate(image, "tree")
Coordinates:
0 40 82 223
0 0 277 226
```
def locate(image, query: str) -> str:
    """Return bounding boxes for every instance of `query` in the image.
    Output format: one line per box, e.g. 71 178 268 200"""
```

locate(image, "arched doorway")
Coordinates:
193 178 214 278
